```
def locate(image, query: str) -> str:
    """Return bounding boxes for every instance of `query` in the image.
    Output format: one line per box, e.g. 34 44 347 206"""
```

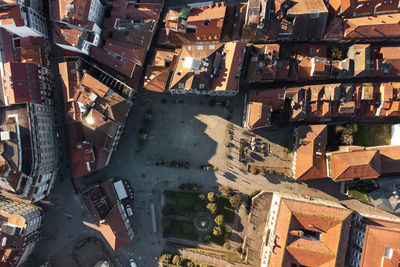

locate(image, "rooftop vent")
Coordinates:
0 131 10 141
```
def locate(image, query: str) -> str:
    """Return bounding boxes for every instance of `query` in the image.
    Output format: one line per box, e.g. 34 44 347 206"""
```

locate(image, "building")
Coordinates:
244 44 290 82
0 196 42 266
59 59 133 179
293 124 328 180
255 192 352 267
242 0 329 41
159 3 227 46
243 89 285 130
144 48 179 93
329 0 400 17
90 1 162 82
2 62 53 105
49 0 105 55
0 103 58 203
168 41 246 95
345 212 400 267
0 2 47 37
81 180 134 250
0 28 49 67
293 123 400 182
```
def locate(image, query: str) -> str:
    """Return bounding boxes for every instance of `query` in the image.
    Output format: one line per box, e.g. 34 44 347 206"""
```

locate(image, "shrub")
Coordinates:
172 255 183 266
204 234 211 241
329 47 343 60
213 166 219 171
206 203 217 215
192 184 199 192
230 194 242 210
207 192 216 202
162 218 171 229
284 148 292 154
250 166 260 175
198 194 206 201
219 186 233 196
239 146 245 154
186 262 195 267
206 166 212 171
160 254 172 264
213 226 222 236
268 170 276 175
214 215 224 226
342 124 358 135
228 134 233 141
224 241 231 250
182 223 192 234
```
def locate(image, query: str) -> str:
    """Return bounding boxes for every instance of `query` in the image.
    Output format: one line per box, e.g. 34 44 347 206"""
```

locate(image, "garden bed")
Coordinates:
353 125 391 147
162 219 198 241
164 191 202 217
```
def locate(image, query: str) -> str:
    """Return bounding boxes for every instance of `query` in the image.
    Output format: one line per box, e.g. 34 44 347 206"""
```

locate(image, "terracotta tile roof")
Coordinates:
169 42 245 92
325 16 344 39
295 125 328 180
90 46 137 77
81 180 132 250
19 37 48 67
0 5 24 27
269 198 352 267
161 3 226 45
360 225 400 267
329 150 381 181
52 22 84 47
344 13 400 39
70 141 95 178
376 145 400 175
245 44 290 82
245 89 285 129
50 0 92 22
59 61 79 103
380 101 400 117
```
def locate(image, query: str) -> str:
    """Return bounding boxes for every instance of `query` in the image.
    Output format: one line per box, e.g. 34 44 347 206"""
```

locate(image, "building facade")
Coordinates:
0 103 58 203
0 196 42 266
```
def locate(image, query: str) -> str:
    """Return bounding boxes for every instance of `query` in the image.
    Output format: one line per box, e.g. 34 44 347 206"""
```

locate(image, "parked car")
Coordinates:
126 205 133 216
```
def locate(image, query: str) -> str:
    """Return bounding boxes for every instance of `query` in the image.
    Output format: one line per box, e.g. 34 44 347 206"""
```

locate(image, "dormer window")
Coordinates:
203 18 210 25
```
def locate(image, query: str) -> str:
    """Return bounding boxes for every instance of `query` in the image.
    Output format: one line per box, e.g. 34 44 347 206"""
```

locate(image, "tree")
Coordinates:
214 215 224 226
213 226 222 236
330 47 343 60
186 261 195 267
228 134 233 141
198 194 206 201
172 255 183 266
250 166 260 175
206 203 217 215
160 254 172 264
219 186 233 196
162 218 171 229
230 194 242 210
207 192 216 202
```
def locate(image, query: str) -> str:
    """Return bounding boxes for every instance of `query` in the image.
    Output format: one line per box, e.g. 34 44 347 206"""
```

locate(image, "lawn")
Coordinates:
348 190 369 202
353 125 391 147
215 196 235 223
164 190 202 217
163 219 198 241
206 226 232 246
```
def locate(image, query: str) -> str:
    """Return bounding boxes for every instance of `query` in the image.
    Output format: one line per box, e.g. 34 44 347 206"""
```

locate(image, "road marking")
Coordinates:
150 203 156 233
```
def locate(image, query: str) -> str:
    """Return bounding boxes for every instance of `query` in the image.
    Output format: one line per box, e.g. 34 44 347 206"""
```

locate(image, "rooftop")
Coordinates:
269 198 352 267
169 42 246 92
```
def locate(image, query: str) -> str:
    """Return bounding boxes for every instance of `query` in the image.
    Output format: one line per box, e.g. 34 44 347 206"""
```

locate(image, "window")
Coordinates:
366 2 370 5
197 45 203 50
178 83 184 89
209 45 215 49
187 46 191 51
278 93 284 99
199 83 205 89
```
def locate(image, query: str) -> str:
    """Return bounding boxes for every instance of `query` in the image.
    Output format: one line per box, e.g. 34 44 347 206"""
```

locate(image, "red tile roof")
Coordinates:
269 198 352 267
360 225 400 267
343 14 400 39
295 125 328 180
329 150 381 181
59 61 79 102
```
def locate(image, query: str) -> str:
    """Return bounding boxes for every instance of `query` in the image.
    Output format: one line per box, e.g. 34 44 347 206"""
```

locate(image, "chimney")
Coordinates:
353 3 364 17
289 230 304 237
374 3 382 16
